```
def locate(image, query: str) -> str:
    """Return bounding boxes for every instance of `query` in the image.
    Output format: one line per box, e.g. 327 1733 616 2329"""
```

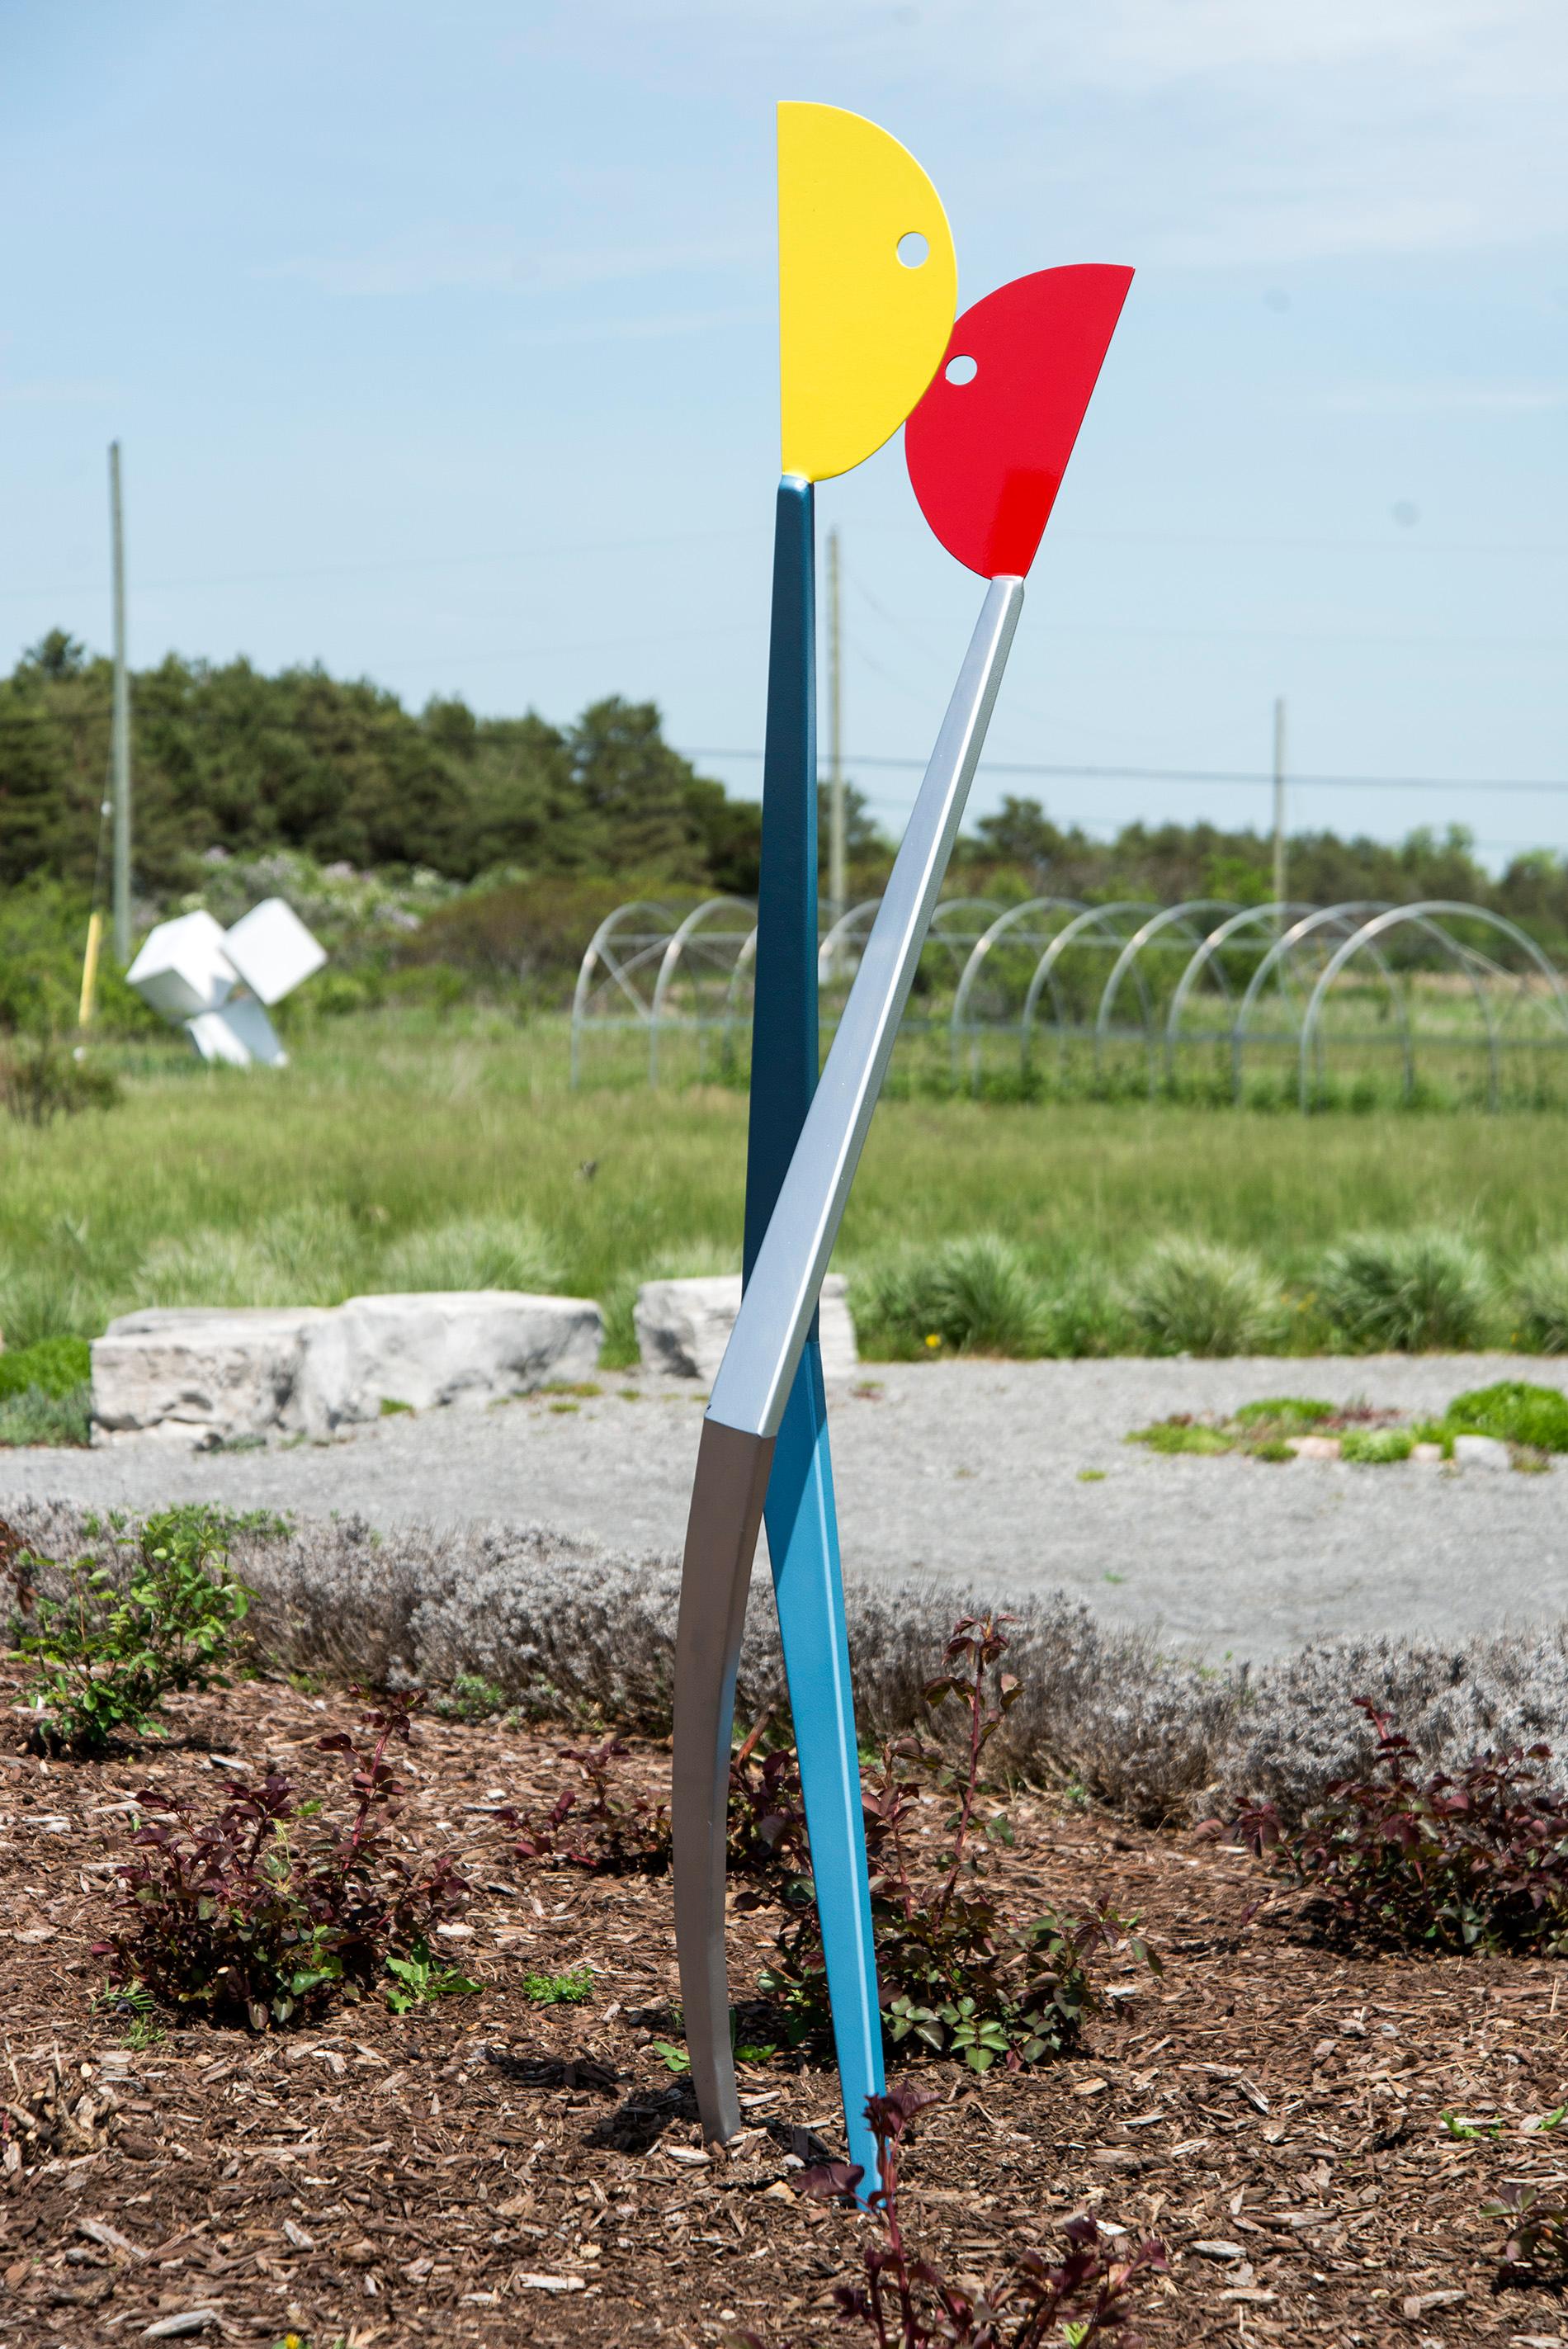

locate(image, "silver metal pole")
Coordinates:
110 442 132 966
828 526 845 927
710 574 1023 1446
1272 695 1287 920
673 571 1022 2147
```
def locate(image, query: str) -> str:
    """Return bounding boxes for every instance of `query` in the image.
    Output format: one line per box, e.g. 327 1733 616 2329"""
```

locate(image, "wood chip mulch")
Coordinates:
5 1665 1568 2348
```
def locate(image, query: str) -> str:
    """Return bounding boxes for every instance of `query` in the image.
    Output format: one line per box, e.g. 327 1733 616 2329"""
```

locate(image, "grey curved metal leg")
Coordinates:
673 1418 777 2143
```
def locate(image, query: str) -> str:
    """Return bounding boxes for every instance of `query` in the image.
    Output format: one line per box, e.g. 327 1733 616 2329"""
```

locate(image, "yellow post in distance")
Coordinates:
778 101 956 483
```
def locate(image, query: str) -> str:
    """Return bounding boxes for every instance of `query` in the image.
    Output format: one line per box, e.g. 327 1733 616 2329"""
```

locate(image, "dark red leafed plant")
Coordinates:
511 1733 673 1874
512 1718 809 1883
1232 1699 1568 1955
729 2082 1169 2348
97 1688 470 2029
1485 2183 1568 2286
763 1616 1157 2070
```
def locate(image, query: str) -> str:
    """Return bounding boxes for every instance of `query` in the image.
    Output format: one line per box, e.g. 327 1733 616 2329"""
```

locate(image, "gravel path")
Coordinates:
3 1354 1563 1661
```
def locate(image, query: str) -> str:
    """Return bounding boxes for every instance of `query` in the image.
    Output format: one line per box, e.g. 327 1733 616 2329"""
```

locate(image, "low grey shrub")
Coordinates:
1316 1226 1495 1351
0 1386 92 1449
12 1501 1568 1839
1124 1237 1287 1358
1514 1245 1568 1354
850 1233 1050 1358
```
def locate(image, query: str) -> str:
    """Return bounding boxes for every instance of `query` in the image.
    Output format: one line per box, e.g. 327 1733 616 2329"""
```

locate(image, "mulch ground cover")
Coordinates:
5 1666 1568 2349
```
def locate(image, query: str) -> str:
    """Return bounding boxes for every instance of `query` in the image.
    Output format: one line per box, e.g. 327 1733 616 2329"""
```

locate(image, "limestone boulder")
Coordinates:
92 1309 328 1449
634 1273 857 1385
294 1291 603 1438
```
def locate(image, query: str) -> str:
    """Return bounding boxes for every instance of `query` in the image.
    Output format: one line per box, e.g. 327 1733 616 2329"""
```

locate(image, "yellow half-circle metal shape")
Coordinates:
778 101 957 483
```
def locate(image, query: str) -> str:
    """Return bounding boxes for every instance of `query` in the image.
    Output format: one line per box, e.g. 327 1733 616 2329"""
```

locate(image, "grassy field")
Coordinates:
2 1006 1565 1363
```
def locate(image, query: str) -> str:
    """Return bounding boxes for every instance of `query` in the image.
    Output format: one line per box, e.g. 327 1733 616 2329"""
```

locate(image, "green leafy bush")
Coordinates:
1445 1379 1568 1453
99 1690 470 2030
851 1234 1048 1358
0 1036 120 1125
16 1505 254 1753
1316 1227 1494 1350
1232 1396 1335 1431
1124 1236 1287 1357
0 1334 91 1401
1514 1245 1568 1354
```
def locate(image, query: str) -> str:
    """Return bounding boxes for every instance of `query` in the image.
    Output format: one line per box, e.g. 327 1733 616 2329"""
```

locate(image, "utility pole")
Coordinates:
110 441 132 964
827 524 845 927
1271 694 1287 917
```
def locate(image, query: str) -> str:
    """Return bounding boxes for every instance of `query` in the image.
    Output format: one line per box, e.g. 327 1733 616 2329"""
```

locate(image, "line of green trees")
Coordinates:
3 627 1567 948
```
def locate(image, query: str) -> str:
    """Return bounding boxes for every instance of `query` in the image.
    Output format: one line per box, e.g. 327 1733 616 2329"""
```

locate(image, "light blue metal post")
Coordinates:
744 475 882 2191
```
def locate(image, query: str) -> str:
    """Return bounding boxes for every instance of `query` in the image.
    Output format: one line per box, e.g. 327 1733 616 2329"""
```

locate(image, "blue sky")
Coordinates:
2 0 1565 864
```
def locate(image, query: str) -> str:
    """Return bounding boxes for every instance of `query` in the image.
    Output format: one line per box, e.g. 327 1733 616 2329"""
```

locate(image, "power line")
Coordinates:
682 748 1568 796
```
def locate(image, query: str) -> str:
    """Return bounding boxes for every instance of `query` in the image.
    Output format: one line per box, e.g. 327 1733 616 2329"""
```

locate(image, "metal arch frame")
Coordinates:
1018 901 1160 1071
648 896 759 1086
1162 901 1318 1080
1297 900 1568 1112
816 896 885 985
948 896 1088 1079
569 899 680 1086
1229 902 1400 1101
1092 900 1240 1084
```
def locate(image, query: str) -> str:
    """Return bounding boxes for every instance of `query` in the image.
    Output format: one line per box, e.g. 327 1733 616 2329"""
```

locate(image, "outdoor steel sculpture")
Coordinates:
126 897 327 1066
672 100 1132 2173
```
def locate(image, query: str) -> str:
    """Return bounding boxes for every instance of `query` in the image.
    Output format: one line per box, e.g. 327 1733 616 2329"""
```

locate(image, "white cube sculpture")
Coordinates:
127 896 326 1069
125 910 237 1020
224 897 328 1004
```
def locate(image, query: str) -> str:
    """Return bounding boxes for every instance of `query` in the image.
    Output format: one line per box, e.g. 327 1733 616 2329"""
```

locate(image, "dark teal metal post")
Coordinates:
745 476 882 2192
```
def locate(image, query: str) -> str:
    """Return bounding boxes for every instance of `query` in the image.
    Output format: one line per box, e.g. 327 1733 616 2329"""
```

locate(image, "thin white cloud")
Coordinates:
508 304 768 347
565 0 1568 264
1325 381 1568 414
262 227 759 299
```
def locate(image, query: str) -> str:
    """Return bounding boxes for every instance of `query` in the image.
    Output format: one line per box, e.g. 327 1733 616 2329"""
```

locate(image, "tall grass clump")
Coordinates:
1513 1245 1568 1354
1317 1227 1495 1352
375 1212 560 1295
0 1256 114 1352
1124 1237 1287 1357
139 1206 363 1311
850 1233 1049 1358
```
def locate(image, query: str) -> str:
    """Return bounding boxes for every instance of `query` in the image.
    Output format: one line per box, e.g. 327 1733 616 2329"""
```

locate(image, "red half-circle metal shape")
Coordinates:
904 263 1134 579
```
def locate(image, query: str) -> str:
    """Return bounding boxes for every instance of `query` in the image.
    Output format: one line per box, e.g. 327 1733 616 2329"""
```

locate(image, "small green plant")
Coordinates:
17 1506 254 1754
1339 1426 1415 1465
1232 1395 1335 1430
1317 1226 1494 1350
1445 1378 1568 1453
1439 2109 1501 2140
523 1964 594 2006
434 1672 509 1723
649 2037 691 2075
384 1937 480 2013
0 1382 92 1448
1124 1236 1286 1357
98 1689 470 2030
1126 1415 1233 1456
